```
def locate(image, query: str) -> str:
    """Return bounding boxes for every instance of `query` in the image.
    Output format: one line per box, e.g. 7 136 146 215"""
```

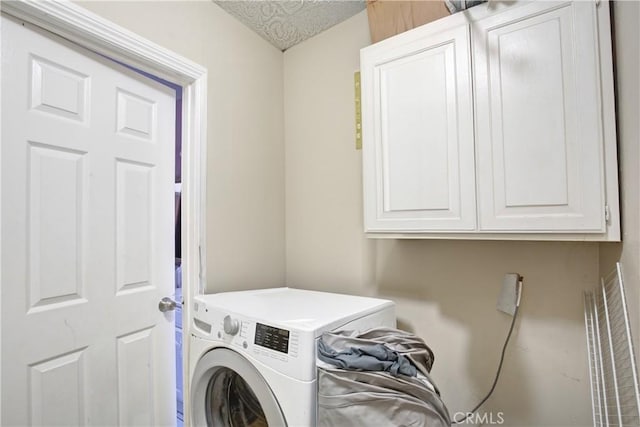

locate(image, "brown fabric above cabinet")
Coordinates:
366 0 451 43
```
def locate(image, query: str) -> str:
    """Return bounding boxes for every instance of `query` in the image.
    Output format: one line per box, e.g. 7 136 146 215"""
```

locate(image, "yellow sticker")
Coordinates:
354 71 362 150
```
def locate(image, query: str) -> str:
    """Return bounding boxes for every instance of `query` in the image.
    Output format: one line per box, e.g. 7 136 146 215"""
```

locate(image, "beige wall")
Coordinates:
284 9 612 426
77 1 286 292
284 11 376 295
376 240 597 426
600 0 640 363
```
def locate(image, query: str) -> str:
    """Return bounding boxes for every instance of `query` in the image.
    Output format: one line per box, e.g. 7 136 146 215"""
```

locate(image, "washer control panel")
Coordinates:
254 322 289 353
192 303 311 379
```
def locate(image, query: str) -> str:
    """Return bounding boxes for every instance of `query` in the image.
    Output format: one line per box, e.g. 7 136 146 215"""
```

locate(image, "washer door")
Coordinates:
191 348 287 426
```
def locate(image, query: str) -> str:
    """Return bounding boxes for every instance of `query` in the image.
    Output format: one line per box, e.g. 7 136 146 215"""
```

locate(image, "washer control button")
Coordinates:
223 315 240 335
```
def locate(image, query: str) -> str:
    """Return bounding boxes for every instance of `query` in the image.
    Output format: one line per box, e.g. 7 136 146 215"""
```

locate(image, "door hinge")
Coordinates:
198 245 203 280
605 205 610 224
198 244 205 293
354 71 362 151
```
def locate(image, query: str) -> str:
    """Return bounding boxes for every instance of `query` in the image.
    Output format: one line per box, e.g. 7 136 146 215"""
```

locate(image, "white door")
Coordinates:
473 1 605 232
361 17 475 232
1 15 176 426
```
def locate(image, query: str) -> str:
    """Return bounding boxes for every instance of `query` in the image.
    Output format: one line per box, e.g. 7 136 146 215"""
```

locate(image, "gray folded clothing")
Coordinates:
319 327 436 378
318 339 417 377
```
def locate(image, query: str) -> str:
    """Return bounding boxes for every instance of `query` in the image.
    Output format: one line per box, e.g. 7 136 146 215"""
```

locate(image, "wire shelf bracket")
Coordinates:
584 262 640 427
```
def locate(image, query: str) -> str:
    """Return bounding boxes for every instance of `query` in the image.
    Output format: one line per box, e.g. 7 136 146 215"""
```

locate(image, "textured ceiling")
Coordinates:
213 1 367 51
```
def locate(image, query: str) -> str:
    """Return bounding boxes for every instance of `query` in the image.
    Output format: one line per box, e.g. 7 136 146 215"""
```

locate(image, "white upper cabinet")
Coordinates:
360 1 619 241
474 1 606 232
361 16 475 232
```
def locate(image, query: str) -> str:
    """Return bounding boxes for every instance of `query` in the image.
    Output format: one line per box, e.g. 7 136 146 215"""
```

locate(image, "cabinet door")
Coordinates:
474 1 606 232
361 20 475 232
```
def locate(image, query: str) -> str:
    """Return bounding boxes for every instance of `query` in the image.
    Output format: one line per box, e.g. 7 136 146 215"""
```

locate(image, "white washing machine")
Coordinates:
189 287 395 426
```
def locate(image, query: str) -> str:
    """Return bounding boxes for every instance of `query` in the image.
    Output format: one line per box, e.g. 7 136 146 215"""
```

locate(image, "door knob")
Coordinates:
158 297 178 312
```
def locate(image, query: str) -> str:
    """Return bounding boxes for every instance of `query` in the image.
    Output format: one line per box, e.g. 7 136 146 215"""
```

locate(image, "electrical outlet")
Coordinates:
497 273 521 316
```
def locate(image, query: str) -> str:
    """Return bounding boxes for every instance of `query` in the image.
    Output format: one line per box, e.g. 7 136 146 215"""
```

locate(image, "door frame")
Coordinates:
0 0 207 424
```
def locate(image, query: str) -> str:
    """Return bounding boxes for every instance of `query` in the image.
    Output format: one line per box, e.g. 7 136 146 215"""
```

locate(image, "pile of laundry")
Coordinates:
317 328 451 427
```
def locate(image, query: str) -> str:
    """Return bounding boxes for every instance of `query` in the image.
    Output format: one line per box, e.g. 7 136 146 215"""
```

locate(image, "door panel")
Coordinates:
474 1 605 232
116 328 156 426
361 21 475 232
382 47 452 212
2 15 176 426
28 143 88 311
30 55 90 122
116 160 154 293
29 349 87 426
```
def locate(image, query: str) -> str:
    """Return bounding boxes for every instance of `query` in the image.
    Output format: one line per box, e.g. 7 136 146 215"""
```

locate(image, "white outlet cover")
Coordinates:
497 273 520 316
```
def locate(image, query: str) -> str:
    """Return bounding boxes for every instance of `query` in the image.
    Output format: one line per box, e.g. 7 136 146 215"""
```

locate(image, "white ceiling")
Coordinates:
213 1 367 51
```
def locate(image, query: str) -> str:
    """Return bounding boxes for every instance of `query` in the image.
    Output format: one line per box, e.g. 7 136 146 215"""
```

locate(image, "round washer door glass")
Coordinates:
191 348 287 427
206 367 266 426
